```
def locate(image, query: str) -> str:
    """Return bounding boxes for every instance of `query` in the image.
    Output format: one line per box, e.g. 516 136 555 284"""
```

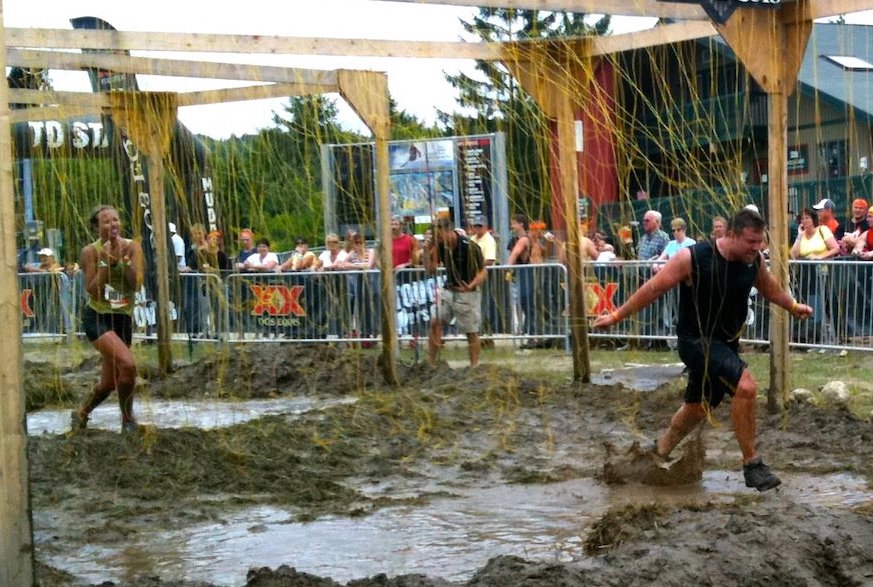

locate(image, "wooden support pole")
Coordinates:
502 41 592 382
337 70 398 385
717 4 812 411
0 4 35 585
767 92 790 412
109 92 178 375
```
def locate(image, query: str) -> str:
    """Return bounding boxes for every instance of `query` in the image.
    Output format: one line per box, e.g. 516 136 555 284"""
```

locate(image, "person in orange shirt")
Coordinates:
812 198 843 241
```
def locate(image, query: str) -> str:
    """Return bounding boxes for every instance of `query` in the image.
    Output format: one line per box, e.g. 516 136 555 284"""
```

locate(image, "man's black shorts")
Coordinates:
82 306 133 346
677 337 746 408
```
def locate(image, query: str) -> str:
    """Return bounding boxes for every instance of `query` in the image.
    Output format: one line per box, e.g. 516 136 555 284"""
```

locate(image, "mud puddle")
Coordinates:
34 470 873 586
591 363 685 391
26 396 357 435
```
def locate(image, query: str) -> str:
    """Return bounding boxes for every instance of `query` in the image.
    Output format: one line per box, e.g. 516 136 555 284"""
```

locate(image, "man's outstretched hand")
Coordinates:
592 312 618 329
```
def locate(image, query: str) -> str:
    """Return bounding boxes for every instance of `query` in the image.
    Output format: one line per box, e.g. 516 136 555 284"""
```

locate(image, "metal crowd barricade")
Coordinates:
789 257 873 352
166 272 227 342
18 272 74 338
587 261 677 344
225 270 360 342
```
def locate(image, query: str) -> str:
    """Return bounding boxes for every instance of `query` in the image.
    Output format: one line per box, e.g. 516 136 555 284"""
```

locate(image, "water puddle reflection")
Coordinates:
592 363 685 392
35 470 873 586
27 396 357 435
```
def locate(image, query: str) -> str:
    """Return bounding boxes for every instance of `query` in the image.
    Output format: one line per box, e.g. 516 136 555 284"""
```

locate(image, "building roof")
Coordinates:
797 23 873 123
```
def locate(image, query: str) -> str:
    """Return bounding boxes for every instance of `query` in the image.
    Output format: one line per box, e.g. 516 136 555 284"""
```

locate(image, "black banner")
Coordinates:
457 137 493 229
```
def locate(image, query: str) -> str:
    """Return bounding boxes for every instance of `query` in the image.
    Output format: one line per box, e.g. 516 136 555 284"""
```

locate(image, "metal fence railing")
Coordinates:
17 258 873 353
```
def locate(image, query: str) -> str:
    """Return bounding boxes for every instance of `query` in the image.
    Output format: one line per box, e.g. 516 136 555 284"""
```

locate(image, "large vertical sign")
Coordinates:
388 140 454 225
456 137 493 229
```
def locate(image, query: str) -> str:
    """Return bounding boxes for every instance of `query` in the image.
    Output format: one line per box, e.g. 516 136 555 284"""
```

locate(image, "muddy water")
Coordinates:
34 471 873 586
590 363 686 391
26 396 357 435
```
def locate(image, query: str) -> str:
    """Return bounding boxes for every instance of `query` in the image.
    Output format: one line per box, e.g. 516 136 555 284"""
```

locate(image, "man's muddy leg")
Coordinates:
467 333 480 366
656 402 707 457
731 369 758 464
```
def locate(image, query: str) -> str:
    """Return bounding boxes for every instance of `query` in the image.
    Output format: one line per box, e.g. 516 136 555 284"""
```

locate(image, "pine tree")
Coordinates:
440 10 609 221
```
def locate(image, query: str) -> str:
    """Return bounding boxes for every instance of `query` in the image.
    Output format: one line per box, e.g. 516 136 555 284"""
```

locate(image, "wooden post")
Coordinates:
717 4 812 411
109 92 178 375
503 40 592 382
0 4 35 584
337 70 398 385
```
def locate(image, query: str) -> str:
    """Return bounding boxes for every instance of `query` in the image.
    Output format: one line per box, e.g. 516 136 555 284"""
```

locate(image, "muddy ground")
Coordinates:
24 345 873 586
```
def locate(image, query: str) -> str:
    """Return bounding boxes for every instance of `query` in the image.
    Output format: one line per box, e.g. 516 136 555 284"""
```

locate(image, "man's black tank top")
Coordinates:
677 240 761 343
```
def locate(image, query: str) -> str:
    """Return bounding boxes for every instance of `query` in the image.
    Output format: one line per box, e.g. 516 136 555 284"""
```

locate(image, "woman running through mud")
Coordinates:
71 205 144 433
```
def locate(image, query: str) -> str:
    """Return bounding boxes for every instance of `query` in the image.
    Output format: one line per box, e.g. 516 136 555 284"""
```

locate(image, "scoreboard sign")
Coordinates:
658 0 781 25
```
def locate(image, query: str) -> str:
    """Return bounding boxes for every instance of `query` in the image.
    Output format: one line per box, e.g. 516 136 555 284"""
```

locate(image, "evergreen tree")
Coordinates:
440 10 609 221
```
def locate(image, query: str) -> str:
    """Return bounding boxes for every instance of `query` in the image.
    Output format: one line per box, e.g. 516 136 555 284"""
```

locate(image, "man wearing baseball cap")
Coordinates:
812 198 843 240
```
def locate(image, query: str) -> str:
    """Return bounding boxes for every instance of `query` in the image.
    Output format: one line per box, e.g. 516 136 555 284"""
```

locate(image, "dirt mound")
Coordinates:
143 345 385 400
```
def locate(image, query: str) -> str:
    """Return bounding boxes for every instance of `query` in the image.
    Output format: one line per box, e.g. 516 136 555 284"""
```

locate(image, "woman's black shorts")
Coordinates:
677 337 746 408
82 306 133 346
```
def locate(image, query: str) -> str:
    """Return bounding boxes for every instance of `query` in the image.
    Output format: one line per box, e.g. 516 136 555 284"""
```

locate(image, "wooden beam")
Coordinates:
590 20 716 56
177 83 337 107
502 41 591 382
9 88 108 107
9 105 103 123
369 0 708 19
7 28 505 61
335 70 397 386
6 21 719 62
0 4 34 585
718 1 813 409
804 0 873 21
6 48 338 86
109 92 177 373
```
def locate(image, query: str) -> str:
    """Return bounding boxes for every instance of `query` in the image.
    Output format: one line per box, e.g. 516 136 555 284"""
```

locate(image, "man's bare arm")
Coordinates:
593 247 692 328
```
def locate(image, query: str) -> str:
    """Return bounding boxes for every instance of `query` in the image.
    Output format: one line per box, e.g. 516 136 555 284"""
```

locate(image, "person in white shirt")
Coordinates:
317 233 347 270
243 238 279 272
169 222 186 270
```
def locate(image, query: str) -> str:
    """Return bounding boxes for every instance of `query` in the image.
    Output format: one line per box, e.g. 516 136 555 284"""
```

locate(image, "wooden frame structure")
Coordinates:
2 1 872 583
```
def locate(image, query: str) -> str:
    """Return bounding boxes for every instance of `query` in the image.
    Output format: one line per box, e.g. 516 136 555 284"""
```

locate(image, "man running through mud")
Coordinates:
593 209 813 491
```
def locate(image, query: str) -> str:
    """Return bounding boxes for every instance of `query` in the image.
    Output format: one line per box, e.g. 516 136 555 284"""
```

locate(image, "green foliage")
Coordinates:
440 9 610 223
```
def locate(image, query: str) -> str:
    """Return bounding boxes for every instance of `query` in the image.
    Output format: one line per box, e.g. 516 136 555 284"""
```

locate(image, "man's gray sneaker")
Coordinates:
743 458 781 491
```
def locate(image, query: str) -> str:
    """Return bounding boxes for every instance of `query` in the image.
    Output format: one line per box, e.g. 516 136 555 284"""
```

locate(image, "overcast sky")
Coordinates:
4 1 872 138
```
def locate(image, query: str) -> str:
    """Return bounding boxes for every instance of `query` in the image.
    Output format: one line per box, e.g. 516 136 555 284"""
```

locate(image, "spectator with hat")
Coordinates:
470 216 497 266
469 215 501 345
35 248 62 273
840 198 870 254
813 198 843 240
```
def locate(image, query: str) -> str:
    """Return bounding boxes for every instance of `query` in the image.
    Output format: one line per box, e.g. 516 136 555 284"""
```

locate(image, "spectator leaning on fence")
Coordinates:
638 211 669 260
813 198 843 240
317 233 347 270
470 216 497 266
653 218 695 274
391 215 419 269
243 238 279 272
841 198 870 253
35 248 62 272
234 229 257 271
280 237 316 272
425 217 487 367
851 206 873 260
